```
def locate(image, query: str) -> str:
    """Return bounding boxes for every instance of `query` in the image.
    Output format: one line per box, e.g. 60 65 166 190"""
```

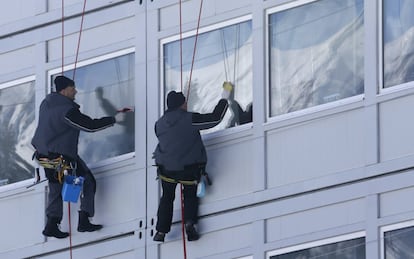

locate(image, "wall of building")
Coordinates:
1 0 414 258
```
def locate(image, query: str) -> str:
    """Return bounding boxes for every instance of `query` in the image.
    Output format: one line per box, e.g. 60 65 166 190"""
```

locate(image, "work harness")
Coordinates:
156 164 212 186
32 151 77 184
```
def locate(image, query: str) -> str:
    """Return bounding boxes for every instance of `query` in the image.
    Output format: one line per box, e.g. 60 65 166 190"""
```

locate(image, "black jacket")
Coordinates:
32 92 115 159
153 99 228 171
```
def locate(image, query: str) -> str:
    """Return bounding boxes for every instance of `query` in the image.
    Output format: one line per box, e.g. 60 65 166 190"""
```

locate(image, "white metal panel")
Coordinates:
159 0 251 32
266 198 365 242
379 94 414 161
266 109 366 188
203 139 254 202
0 0 43 25
47 17 135 62
159 224 252 259
380 186 414 218
0 188 45 252
0 46 36 77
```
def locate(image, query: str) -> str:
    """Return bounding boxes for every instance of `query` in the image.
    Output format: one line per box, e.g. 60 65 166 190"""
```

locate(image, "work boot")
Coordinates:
77 211 103 232
42 217 69 239
153 231 165 242
185 223 199 241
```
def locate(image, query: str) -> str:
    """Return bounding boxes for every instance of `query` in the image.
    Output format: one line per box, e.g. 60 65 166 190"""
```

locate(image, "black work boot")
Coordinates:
185 223 199 241
42 217 69 239
77 211 103 232
153 231 165 242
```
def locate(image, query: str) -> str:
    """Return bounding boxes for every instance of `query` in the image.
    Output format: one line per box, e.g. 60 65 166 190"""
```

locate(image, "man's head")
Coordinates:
167 91 186 110
54 75 77 100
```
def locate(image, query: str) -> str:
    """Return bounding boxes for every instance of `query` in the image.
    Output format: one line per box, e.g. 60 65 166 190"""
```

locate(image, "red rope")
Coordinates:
180 184 187 259
186 0 203 101
68 203 73 259
72 0 87 80
60 1 87 258
61 0 65 74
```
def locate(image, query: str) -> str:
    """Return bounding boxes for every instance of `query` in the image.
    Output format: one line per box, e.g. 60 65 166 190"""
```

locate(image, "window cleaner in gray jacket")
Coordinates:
153 82 233 242
32 75 123 239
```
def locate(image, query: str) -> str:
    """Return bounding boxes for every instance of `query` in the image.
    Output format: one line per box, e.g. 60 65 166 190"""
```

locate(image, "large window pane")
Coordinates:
383 0 414 88
54 53 135 164
269 0 364 117
0 80 35 185
163 20 253 133
384 226 414 259
271 237 365 259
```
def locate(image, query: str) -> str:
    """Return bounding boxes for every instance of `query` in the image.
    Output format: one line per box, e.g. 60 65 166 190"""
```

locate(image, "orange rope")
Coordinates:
179 0 183 92
61 1 87 257
72 0 87 80
180 184 187 259
61 0 65 74
185 0 204 101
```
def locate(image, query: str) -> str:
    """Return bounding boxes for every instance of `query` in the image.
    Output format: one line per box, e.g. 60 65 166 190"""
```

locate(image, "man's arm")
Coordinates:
65 108 116 132
191 99 228 130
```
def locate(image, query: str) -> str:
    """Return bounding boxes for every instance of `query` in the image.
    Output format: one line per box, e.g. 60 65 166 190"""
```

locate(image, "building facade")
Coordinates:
1 0 414 258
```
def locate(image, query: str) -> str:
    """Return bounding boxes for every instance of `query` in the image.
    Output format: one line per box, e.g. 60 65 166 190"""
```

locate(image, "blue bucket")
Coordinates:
62 175 84 203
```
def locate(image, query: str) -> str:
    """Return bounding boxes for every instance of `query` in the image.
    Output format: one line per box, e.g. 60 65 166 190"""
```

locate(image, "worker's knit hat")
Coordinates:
54 75 75 92
167 91 186 110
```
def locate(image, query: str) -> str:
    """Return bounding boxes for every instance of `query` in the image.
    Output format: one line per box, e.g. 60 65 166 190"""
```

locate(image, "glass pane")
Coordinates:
271 237 365 259
384 226 414 259
163 20 253 133
54 53 135 164
383 0 414 88
0 81 35 185
269 0 364 117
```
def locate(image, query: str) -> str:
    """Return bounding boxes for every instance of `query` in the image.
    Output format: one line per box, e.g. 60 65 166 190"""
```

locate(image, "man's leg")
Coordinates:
76 158 102 232
154 180 177 241
43 168 68 239
183 184 199 241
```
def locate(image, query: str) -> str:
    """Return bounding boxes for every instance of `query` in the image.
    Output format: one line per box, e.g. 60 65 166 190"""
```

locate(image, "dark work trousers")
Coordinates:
156 180 198 233
45 157 97 221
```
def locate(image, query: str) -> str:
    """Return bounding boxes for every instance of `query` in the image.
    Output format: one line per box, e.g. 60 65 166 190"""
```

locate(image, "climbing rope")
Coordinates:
185 0 204 101
177 1 204 258
60 0 88 258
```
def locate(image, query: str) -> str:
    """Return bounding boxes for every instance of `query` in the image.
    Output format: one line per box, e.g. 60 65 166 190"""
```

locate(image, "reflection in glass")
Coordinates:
163 20 253 133
0 81 35 185
385 226 414 258
271 237 365 259
383 0 414 88
55 53 135 164
269 0 364 117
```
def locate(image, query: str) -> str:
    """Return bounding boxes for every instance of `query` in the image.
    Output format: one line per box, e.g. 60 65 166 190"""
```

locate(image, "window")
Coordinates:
267 234 365 259
384 225 414 259
382 0 414 88
0 77 36 185
51 50 135 164
162 18 253 133
268 0 364 117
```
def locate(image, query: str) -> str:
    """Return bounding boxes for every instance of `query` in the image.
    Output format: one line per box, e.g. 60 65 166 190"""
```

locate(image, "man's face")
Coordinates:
61 85 77 100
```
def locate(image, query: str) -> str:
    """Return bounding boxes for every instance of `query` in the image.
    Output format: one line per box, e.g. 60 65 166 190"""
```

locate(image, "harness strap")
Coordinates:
158 174 197 186
36 156 73 184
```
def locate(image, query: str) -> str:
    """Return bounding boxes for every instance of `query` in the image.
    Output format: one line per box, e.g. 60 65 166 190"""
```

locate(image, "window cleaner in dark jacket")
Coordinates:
153 82 233 242
32 75 122 239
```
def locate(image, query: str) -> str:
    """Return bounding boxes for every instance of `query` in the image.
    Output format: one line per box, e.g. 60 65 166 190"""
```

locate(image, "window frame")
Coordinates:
380 220 414 259
0 75 36 192
379 0 414 94
266 231 365 258
265 0 364 124
159 15 253 138
47 47 135 168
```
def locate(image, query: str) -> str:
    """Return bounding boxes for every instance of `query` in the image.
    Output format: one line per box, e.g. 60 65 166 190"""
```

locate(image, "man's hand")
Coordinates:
222 81 233 99
115 112 126 123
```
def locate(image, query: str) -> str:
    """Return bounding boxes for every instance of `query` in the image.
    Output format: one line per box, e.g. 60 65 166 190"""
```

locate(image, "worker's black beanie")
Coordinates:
54 76 75 92
167 91 186 110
